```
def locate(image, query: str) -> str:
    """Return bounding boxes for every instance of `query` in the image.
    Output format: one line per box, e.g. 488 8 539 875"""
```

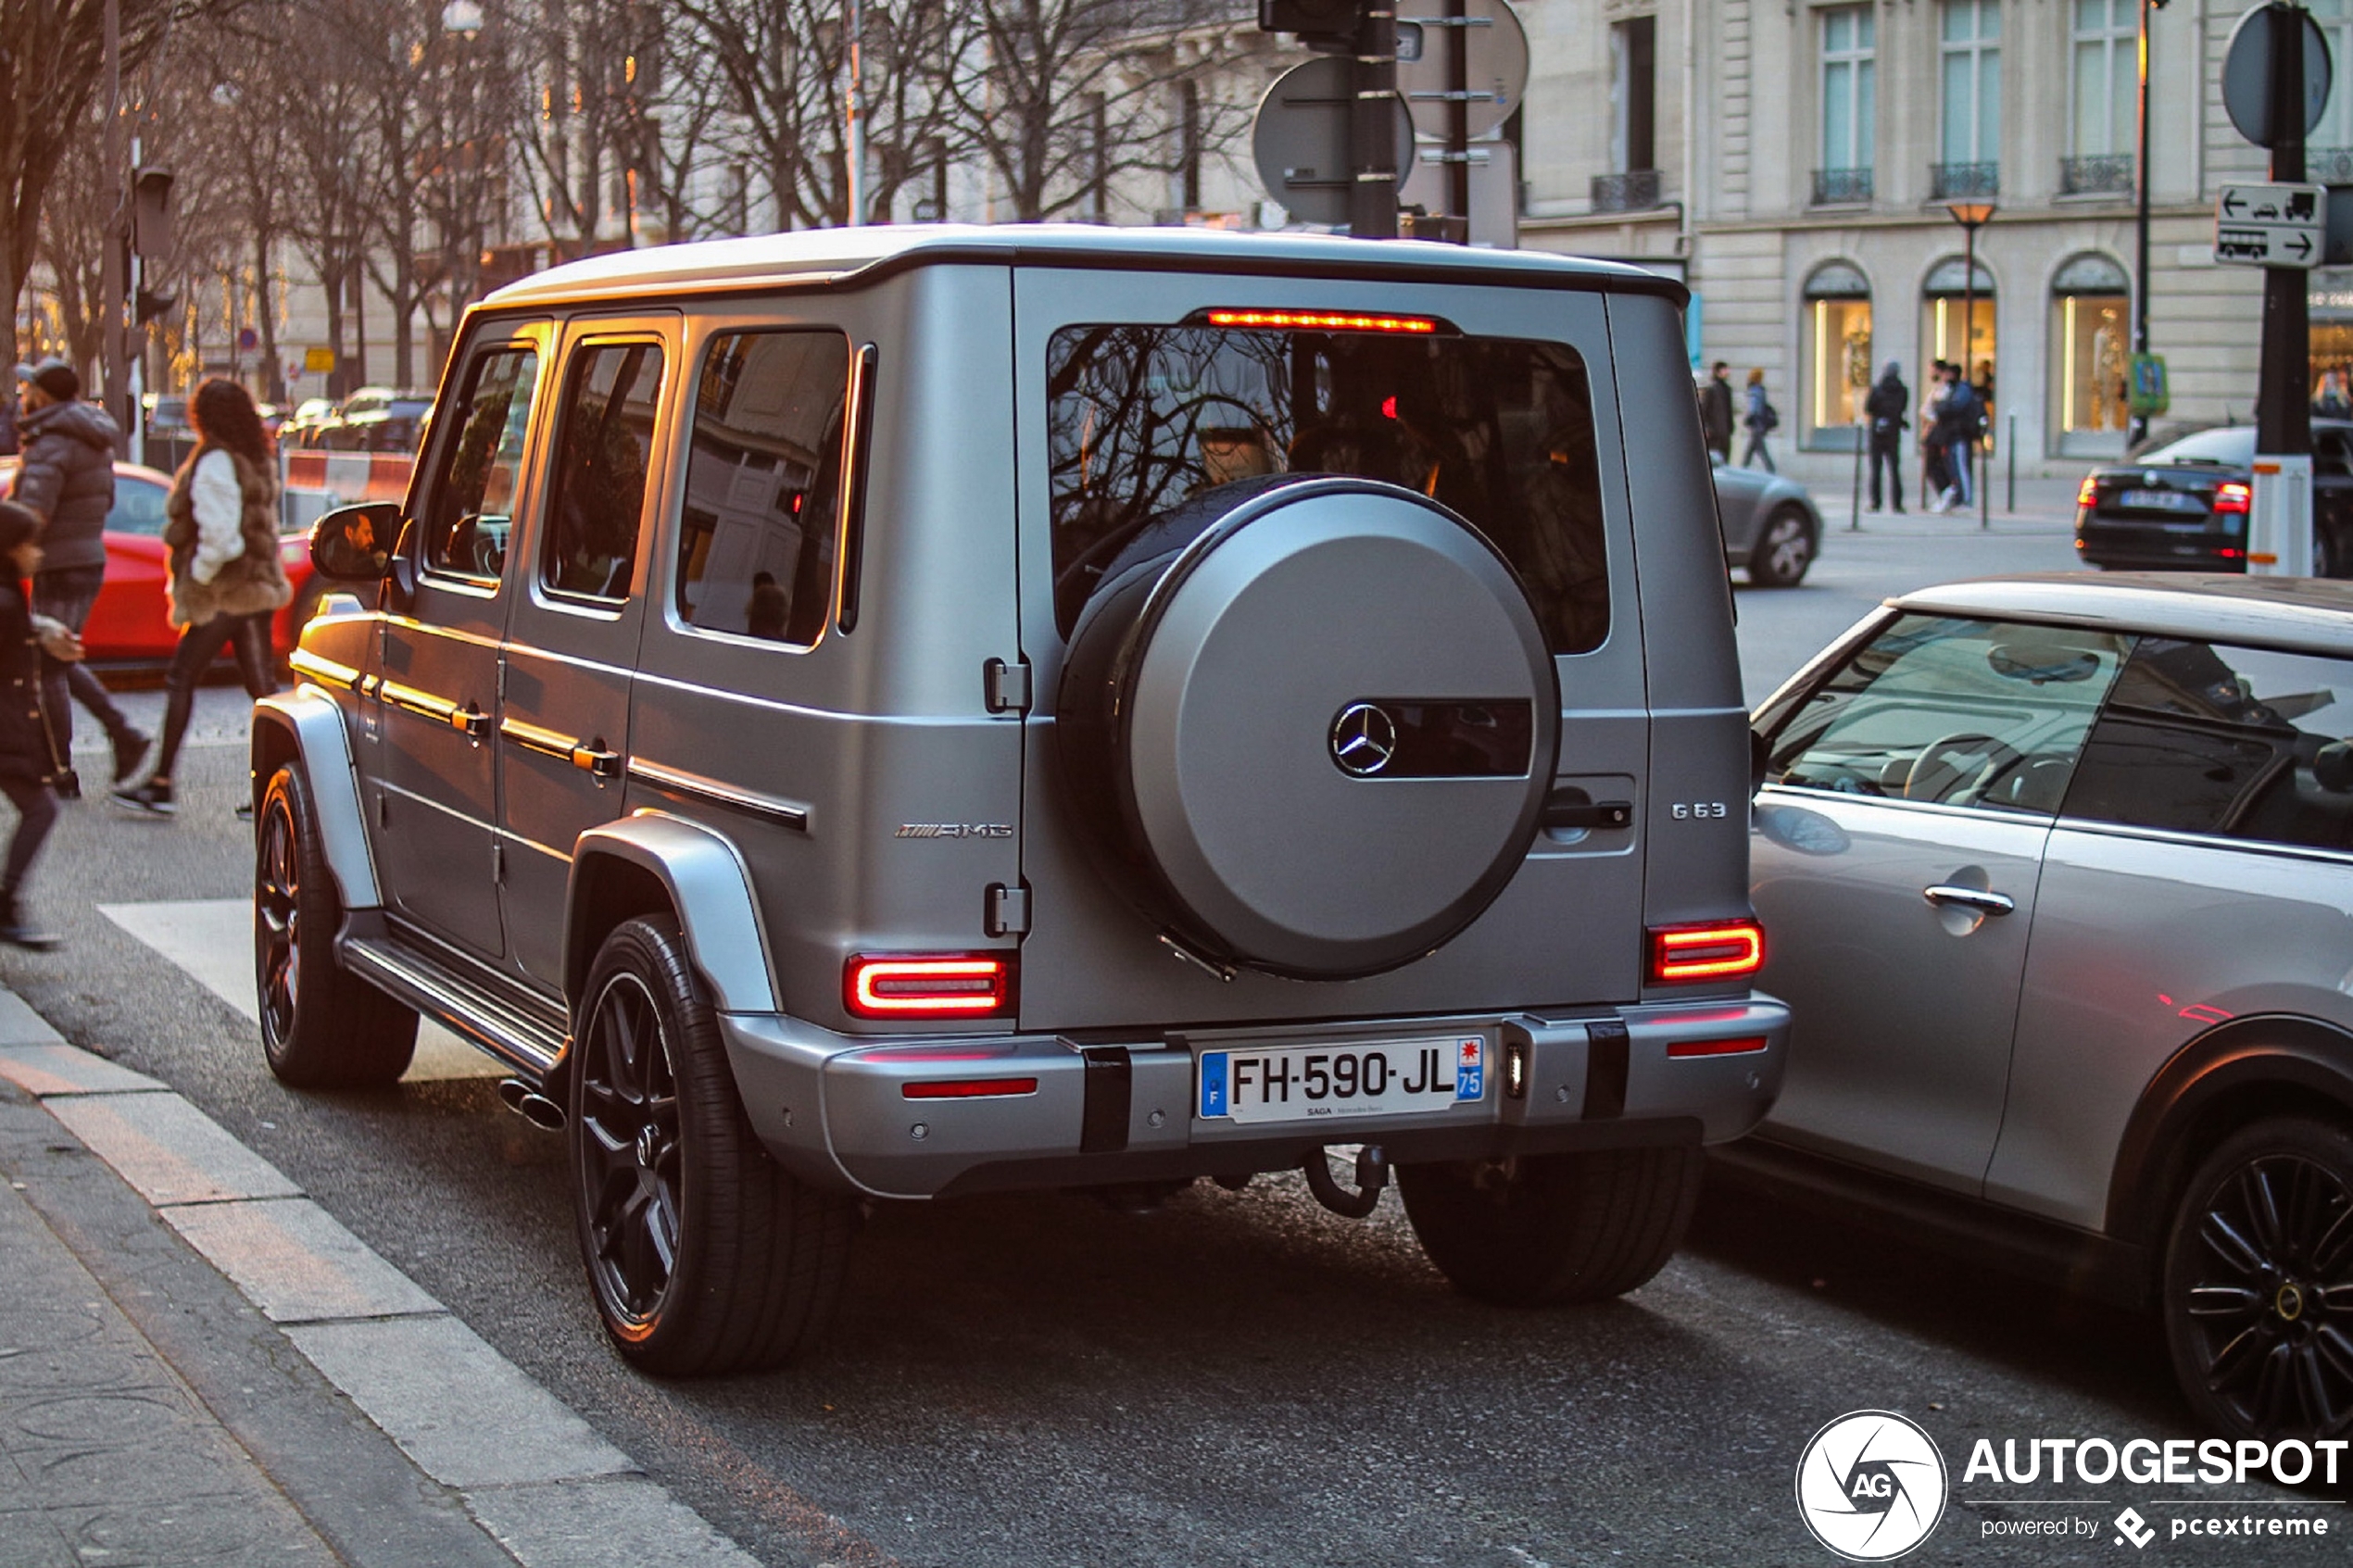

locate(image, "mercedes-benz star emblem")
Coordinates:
1330 702 1399 777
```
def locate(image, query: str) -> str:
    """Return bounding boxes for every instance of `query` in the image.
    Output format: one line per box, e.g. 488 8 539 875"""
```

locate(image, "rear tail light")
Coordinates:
845 954 1016 1019
1648 921 1765 984
2076 474 2098 508
1200 308 1440 334
1667 1035 1770 1059
2212 482 2252 517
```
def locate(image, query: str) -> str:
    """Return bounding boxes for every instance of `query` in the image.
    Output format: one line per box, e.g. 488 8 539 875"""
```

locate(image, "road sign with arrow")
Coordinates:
2215 182 2328 268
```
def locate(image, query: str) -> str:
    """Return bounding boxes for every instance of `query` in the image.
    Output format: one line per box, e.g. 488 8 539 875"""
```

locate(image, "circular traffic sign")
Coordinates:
1252 57 1416 228
1395 0 1530 141
2222 2 2333 149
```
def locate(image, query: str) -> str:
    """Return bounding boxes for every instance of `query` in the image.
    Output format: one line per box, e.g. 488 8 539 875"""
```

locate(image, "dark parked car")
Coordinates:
315 387 435 452
2074 421 2349 576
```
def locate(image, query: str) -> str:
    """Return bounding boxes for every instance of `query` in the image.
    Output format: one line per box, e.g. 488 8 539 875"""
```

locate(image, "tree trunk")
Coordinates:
255 232 284 403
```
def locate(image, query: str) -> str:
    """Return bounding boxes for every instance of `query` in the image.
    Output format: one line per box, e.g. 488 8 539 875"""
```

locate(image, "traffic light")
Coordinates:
1259 0 1361 49
131 168 173 259
134 288 176 325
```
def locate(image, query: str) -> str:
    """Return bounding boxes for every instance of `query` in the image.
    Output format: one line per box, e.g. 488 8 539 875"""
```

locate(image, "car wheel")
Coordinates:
2162 1117 2353 1439
1748 506 1815 588
1398 1145 1705 1305
568 916 860 1375
254 763 418 1088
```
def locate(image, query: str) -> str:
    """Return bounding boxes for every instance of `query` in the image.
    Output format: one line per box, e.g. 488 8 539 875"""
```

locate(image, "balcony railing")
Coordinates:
2310 146 2353 182
1590 169 1664 212
1811 167 1873 206
1930 161 1999 199
2059 154 2135 195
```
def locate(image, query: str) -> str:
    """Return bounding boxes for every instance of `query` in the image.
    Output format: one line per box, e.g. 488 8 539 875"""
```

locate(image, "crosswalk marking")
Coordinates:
99 899 506 1082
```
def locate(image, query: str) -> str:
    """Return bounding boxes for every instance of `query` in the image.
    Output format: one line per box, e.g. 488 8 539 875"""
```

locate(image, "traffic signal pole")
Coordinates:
1350 3 1399 237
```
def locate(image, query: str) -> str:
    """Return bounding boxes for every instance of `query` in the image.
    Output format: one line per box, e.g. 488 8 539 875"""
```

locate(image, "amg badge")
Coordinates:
896 822 1014 839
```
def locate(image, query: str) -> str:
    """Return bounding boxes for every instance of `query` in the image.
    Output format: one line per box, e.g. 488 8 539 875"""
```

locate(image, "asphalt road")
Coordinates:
9 512 2339 1567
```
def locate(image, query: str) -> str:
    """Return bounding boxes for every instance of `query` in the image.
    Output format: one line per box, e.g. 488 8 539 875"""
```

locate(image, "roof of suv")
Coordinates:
482 222 1687 311
1893 572 2353 655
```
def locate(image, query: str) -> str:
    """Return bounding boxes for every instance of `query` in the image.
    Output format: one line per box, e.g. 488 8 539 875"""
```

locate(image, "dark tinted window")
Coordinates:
109 477 170 537
421 346 540 581
1046 323 1609 650
2063 639 2353 851
675 332 849 646
1767 614 2131 811
541 342 664 602
2140 427 2257 467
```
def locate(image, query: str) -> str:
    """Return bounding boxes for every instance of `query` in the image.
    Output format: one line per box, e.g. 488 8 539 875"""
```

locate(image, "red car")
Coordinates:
0 458 321 663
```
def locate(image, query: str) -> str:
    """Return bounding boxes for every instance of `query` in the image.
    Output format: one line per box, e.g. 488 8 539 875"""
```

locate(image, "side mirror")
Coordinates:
1750 726 1771 797
310 502 399 582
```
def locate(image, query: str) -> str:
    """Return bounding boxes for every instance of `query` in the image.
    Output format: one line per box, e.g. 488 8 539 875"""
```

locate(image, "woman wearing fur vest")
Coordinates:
114 379 288 816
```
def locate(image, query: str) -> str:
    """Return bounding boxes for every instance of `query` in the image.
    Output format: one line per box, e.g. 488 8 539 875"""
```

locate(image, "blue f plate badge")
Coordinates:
1199 1035 1486 1125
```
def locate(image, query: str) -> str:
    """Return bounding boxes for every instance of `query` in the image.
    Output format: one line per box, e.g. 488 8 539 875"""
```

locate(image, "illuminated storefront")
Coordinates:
1803 261 1873 449
2050 253 2131 458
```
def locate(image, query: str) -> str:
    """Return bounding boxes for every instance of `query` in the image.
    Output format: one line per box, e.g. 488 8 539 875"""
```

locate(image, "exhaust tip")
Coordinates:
497 1077 567 1132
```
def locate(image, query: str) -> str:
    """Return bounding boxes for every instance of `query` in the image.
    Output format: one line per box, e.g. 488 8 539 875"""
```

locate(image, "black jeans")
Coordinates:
1869 433 1903 509
155 612 278 781
0 775 57 895
31 567 138 773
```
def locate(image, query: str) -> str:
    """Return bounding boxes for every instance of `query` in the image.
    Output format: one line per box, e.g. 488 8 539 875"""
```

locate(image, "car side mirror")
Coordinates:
310 502 400 582
1750 726 1771 797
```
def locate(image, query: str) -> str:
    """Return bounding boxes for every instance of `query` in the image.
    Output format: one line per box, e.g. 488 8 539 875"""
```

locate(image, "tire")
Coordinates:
1398 1144 1705 1305
2162 1117 2353 1440
254 763 418 1088
1748 505 1816 588
568 917 860 1375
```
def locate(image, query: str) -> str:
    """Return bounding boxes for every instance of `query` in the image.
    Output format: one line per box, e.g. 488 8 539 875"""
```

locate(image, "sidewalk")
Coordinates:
1802 472 2085 535
0 991 761 1568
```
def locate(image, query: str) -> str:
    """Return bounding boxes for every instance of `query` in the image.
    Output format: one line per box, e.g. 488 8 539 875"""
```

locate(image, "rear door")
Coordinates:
1010 269 1647 1029
1751 612 2130 1194
496 318 676 992
372 323 551 958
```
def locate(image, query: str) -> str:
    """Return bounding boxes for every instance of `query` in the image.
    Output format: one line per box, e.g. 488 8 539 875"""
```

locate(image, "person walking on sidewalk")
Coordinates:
1741 368 1778 472
1864 360 1907 513
8 359 146 797
114 379 287 818
0 501 82 948
1699 361 1735 464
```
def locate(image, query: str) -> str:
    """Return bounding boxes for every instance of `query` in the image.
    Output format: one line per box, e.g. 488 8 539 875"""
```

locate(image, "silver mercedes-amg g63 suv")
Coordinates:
258 226 1788 1373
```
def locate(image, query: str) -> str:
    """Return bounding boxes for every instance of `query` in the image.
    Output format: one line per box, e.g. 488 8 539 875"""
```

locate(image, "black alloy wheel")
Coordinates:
575 967 684 1330
2164 1118 2353 1439
254 763 416 1088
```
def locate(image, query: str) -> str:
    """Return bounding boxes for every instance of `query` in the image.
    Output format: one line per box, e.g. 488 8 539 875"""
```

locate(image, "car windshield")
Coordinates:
109 477 169 537
1047 320 1611 654
2140 427 2256 467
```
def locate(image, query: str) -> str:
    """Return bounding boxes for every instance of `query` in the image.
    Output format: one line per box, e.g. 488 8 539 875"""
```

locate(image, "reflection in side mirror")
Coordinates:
310 502 400 582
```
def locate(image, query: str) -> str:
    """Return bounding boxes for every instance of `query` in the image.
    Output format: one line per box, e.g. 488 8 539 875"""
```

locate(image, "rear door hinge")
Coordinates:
491 842 506 884
984 657 1032 715
986 882 1031 936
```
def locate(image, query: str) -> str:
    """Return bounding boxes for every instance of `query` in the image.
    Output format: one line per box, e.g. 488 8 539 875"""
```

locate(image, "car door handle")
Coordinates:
569 743 622 779
1923 884 2016 916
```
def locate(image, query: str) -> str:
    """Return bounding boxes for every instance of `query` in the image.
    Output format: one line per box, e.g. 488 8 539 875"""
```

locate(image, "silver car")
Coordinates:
1731 572 2353 1440
1714 460 1821 587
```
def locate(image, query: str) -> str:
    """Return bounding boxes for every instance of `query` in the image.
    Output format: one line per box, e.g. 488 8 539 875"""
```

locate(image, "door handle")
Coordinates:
569 743 622 779
452 704 491 741
1923 884 2016 916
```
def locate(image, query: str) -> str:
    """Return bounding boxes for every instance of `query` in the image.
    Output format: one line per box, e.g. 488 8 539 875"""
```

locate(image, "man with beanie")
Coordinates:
9 359 146 797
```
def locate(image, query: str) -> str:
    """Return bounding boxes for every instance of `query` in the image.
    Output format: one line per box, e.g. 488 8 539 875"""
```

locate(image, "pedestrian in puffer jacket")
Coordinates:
8 358 145 796
0 499 83 947
115 378 287 817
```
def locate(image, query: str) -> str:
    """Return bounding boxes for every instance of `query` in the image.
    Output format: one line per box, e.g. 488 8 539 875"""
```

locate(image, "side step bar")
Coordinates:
340 935 567 1084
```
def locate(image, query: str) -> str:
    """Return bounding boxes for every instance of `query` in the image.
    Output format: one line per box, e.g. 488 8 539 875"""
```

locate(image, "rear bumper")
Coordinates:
719 996 1791 1199
2074 517 2240 571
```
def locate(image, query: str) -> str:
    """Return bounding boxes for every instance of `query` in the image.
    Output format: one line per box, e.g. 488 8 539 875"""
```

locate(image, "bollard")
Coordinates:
2006 410 2016 513
1850 424 1864 532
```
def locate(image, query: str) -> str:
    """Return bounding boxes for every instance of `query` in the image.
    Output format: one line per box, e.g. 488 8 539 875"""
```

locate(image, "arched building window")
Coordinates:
2051 253 2132 458
1921 256 1996 389
1803 261 1873 448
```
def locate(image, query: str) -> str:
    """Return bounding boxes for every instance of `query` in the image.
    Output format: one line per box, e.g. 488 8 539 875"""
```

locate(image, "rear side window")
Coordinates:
421 345 540 582
541 342 665 602
1046 322 1609 651
1767 614 2132 811
2063 639 2353 852
675 331 849 646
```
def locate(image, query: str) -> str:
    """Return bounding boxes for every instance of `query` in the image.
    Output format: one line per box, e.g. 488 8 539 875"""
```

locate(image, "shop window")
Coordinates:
1803 262 1873 451
2051 253 2131 459
2311 269 2353 399
1920 256 1996 405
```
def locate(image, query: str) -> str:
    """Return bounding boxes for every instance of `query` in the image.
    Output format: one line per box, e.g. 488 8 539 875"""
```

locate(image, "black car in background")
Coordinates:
2075 421 2349 575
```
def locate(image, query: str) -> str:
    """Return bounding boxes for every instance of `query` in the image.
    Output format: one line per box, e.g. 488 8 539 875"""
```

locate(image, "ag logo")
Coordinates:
1794 1410 1948 1562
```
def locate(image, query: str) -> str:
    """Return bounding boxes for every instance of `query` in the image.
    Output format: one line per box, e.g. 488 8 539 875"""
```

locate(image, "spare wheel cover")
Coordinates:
1110 478 1557 978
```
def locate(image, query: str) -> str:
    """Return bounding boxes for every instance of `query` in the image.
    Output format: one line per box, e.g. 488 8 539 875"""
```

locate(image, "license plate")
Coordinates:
2117 488 2204 511
1197 1036 1487 1125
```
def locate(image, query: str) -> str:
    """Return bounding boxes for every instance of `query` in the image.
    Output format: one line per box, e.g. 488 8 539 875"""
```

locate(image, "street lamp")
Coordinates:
1947 200 1995 528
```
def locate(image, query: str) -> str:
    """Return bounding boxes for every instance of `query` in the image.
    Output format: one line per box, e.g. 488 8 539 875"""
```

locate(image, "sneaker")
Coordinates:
111 730 151 784
111 778 175 816
0 897 60 951
49 768 79 800
233 798 255 822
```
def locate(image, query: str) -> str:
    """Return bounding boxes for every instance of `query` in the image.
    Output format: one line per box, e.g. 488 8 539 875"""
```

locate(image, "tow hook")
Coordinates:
1302 1144 1389 1218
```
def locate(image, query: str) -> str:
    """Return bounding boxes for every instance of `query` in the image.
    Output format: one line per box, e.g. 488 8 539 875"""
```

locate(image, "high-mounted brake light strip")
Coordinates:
1648 921 1766 984
845 955 1015 1019
1203 309 1439 334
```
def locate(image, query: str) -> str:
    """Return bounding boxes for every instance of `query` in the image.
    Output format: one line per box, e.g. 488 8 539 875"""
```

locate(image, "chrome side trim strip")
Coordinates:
287 648 362 691
498 716 576 761
340 936 564 1077
627 759 810 832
